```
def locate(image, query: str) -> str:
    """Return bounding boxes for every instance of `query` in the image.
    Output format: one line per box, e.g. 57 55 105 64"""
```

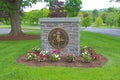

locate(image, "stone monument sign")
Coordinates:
40 18 80 56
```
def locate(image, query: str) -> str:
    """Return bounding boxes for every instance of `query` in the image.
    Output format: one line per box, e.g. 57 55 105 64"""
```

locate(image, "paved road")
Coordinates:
0 28 120 37
81 28 120 37
0 29 26 34
0 29 10 34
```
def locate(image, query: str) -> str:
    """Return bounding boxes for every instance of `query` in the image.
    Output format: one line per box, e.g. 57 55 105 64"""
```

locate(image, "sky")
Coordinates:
24 0 120 12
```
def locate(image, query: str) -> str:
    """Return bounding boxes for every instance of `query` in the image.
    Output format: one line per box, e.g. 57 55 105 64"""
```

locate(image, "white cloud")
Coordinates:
23 2 48 12
81 0 120 10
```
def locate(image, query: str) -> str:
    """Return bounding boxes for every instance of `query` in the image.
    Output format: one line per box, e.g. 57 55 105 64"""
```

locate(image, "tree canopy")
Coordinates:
65 0 82 17
48 0 67 17
92 9 98 21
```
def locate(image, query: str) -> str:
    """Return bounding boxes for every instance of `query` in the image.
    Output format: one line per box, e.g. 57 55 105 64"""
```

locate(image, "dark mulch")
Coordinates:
16 55 108 68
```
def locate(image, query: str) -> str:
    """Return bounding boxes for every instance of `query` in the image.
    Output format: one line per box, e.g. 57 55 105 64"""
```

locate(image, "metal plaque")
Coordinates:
48 28 69 49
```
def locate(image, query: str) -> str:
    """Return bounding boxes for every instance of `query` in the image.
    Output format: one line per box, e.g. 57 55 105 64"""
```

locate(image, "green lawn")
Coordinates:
0 30 120 80
0 24 10 28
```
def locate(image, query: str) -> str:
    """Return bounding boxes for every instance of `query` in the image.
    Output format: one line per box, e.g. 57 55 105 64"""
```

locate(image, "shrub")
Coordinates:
95 16 103 27
91 53 102 60
65 53 75 62
34 50 48 62
26 46 102 63
81 51 93 62
81 15 93 27
50 49 61 62
80 46 102 62
50 54 61 62
26 47 48 62
26 52 35 61
80 46 94 62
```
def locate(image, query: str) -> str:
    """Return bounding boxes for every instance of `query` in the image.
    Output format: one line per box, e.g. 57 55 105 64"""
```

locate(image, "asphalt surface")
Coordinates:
0 29 10 34
81 28 120 37
0 28 120 37
0 29 26 34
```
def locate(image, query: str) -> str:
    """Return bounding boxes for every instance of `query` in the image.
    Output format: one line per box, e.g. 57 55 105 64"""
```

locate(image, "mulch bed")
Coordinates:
17 54 108 68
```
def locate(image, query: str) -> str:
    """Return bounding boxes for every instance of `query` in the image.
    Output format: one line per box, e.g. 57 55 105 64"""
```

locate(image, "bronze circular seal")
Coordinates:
48 28 69 49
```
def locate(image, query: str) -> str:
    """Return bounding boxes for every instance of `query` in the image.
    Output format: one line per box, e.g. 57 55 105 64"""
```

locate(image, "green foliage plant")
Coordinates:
26 52 36 61
80 46 102 62
92 9 98 21
27 47 48 62
32 47 42 53
95 16 103 27
81 15 93 27
50 54 61 62
65 53 76 62
65 0 82 17
117 14 120 27
105 12 118 27
50 49 61 62
80 46 93 62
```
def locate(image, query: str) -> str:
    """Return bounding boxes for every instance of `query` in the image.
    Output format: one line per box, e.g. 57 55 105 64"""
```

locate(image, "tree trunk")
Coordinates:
9 11 24 36
8 0 24 36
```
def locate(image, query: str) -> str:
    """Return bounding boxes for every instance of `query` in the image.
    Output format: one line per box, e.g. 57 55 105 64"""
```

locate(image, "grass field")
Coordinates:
0 30 120 80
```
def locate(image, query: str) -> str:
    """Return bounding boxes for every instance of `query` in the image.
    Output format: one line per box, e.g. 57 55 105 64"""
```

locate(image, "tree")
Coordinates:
21 8 49 24
21 12 29 24
41 8 49 18
105 12 118 27
77 12 83 20
117 14 120 27
27 10 41 24
95 16 103 27
81 15 93 27
101 12 108 24
48 0 67 17
107 7 118 12
92 9 98 21
65 0 82 17
0 0 22 36
0 0 48 36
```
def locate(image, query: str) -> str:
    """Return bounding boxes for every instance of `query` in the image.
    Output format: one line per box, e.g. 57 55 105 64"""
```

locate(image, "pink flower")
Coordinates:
34 51 39 55
51 50 56 54
56 49 60 53
88 49 95 54
51 49 60 54
92 54 101 60
38 53 43 57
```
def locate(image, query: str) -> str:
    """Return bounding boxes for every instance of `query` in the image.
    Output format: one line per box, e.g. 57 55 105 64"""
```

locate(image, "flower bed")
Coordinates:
17 46 108 68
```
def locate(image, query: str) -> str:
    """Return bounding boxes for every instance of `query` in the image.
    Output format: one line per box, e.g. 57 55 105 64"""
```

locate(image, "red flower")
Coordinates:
56 49 60 53
34 51 39 55
51 50 56 54
51 49 60 54
88 49 95 54
92 54 101 60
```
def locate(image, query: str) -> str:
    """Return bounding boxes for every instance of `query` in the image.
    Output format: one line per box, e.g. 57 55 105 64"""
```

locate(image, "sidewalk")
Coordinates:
81 27 120 37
